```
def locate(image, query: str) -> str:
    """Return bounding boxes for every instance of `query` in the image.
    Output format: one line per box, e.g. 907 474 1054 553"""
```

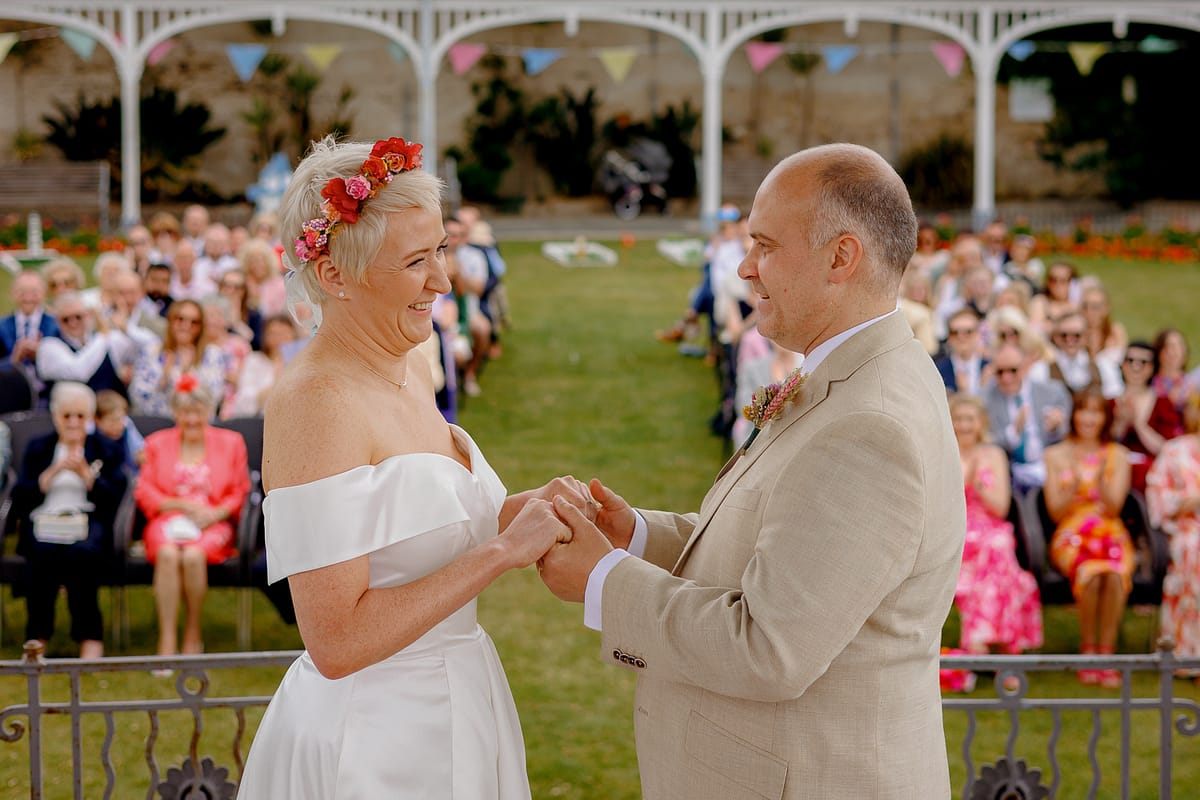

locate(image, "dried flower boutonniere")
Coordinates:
741 368 807 451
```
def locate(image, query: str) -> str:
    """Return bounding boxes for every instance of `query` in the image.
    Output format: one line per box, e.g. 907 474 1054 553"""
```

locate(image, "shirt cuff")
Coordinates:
628 511 649 558
583 549 631 631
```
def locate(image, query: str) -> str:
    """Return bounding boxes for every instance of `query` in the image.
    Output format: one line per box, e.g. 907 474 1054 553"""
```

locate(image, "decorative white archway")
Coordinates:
9 0 1200 229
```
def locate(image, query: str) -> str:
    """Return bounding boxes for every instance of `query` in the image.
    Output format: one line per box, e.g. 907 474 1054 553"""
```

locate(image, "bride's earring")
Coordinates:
338 291 346 299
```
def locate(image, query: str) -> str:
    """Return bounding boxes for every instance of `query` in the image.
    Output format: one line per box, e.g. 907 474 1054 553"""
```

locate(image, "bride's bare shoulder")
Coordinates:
263 354 370 491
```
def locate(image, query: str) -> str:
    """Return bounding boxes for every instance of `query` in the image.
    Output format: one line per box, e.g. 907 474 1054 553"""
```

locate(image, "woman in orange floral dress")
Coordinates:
1146 396 1200 674
1045 387 1134 687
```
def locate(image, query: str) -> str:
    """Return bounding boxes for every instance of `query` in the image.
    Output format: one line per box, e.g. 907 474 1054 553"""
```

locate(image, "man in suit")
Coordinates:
536 144 965 799
934 307 988 395
982 343 1072 493
2 270 60 364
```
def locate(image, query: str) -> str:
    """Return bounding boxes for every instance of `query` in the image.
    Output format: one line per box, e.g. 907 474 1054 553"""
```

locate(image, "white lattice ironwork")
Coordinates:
7 0 1200 227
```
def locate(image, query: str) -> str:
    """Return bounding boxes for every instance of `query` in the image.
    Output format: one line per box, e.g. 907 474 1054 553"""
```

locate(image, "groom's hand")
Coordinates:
537 495 614 602
588 478 636 550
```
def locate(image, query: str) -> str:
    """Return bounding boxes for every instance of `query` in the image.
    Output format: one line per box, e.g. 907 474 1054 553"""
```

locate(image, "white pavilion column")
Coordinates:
699 9 724 231
972 57 997 230
118 63 142 229
418 1 438 162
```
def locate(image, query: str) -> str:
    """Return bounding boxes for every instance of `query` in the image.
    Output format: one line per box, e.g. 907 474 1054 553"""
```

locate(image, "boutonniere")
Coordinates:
741 368 806 451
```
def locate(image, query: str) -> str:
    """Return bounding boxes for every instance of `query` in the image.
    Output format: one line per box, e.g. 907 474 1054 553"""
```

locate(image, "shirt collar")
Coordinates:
800 306 899 377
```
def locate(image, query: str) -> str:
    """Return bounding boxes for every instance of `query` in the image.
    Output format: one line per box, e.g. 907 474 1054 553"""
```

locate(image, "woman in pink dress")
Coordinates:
1045 387 1134 687
1146 396 1200 674
949 395 1043 655
135 376 250 657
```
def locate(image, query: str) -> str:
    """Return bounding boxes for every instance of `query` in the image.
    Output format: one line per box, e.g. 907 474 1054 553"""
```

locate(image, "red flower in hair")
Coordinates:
321 178 360 224
175 373 199 394
361 156 388 182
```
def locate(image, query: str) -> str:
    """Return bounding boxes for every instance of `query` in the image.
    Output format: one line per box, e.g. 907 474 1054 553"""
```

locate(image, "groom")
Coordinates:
536 144 965 799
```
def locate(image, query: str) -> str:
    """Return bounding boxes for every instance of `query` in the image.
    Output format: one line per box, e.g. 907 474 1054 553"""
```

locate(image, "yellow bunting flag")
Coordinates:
0 33 17 65
304 44 343 73
1067 42 1107 76
598 47 637 84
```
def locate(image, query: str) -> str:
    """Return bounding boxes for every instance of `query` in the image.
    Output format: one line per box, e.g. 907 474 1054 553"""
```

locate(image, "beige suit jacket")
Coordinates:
601 312 965 799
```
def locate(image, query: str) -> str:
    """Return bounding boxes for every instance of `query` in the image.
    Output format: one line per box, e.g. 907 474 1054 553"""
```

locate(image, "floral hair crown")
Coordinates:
293 137 424 263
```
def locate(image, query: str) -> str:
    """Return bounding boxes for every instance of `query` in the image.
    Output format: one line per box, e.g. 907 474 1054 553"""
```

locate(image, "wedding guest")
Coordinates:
169 240 216 301
993 279 1033 319
950 394 1043 656
1080 283 1127 369
1153 327 1198 414
128 300 225 418
95 389 146 471
240 238 288 318
446 216 491 398
217 269 263 349
225 315 297 418
181 204 210 255
2 271 59 373
1002 233 1045 292
79 253 134 313
1045 387 1134 688
1146 396 1200 673
933 234 984 341
36 292 140 398
41 257 86 303
135 377 250 657
1029 261 1079 336
907 223 949 279
147 211 181 265
1112 341 1182 493
984 305 1051 382
935 308 987 395
195 223 240 281
201 295 251 415
143 263 175 318
9 382 126 659
983 343 1072 493
981 220 1010 275
111 268 166 344
1049 311 1122 399
899 267 938 355
124 224 155 276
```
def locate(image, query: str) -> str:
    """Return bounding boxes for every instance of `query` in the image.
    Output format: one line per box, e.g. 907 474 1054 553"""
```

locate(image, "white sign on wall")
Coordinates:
1009 78 1055 122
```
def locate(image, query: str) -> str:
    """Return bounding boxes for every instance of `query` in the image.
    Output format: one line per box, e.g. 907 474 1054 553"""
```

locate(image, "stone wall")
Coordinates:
0 18 1104 209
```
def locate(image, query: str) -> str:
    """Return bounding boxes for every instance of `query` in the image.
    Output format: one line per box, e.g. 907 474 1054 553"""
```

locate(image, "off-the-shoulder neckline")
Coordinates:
265 425 477 495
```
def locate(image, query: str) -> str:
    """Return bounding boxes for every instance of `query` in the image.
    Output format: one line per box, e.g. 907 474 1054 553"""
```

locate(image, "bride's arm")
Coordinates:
264 371 568 680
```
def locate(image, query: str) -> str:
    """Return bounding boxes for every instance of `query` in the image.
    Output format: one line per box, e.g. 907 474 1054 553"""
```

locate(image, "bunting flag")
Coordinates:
821 45 859 74
598 47 637 83
388 41 409 64
0 33 18 65
1139 35 1178 54
146 39 176 66
931 41 966 77
522 47 562 76
746 41 785 74
60 28 96 61
1007 40 1036 62
226 43 268 82
448 42 486 75
303 44 342 72
1067 42 1107 76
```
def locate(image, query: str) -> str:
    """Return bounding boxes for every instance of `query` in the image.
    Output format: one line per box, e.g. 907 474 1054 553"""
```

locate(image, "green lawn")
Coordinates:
2 242 1199 798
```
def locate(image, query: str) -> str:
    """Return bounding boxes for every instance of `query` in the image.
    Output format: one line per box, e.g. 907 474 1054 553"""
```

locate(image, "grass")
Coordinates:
2 241 1200 798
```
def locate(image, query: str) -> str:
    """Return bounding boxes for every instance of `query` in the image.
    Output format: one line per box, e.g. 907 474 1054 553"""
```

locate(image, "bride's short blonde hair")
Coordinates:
279 136 444 302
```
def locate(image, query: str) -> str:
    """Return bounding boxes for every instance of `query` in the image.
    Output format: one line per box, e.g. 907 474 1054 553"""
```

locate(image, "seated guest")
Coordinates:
2 270 59 363
225 314 298 418
9 382 127 658
240 239 288 319
79 253 135 313
935 308 987 395
194 223 240 282
1049 311 1122 399
1153 327 1198 415
200 296 251 415
40 258 86 304
1029 260 1080 337
147 211 181 266
128 300 225 418
985 305 1051 380
1002 233 1045 293
134 377 250 657
899 267 938 355
950 395 1043 656
112 268 166 343
1045 388 1134 688
1146 396 1200 673
124 225 155 277
983 344 1072 493
36 292 141 398
143 263 175 318
95 389 146 471
1080 282 1127 370
216 269 262 349
1112 341 1182 493
169 240 216 302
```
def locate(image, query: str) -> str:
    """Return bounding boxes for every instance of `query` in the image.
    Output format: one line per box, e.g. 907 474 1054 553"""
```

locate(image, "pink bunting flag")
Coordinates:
746 42 785 74
448 42 487 76
931 41 966 78
147 39 176 66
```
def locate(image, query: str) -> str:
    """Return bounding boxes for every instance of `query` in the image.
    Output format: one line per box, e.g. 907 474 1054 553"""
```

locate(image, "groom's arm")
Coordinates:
636 509 698 569
598 412 928 702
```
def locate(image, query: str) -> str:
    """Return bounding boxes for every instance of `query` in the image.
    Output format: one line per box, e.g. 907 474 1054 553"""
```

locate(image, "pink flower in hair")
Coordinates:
345 174 372 200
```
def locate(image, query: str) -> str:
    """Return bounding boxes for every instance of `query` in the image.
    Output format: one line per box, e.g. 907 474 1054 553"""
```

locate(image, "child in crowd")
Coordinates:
95 390 146 471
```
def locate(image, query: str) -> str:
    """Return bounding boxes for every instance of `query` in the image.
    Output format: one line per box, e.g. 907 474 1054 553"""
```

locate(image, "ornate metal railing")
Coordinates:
2 639 1199 799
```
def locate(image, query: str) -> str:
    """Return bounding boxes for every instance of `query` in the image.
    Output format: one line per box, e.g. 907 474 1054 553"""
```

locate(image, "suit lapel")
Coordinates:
671 313 914 575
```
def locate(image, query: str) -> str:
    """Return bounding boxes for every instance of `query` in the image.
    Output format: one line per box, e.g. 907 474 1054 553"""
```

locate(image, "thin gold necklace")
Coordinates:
325 333 407 389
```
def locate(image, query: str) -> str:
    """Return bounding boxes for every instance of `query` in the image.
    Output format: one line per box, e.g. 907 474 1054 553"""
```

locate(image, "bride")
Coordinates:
237 136 575 798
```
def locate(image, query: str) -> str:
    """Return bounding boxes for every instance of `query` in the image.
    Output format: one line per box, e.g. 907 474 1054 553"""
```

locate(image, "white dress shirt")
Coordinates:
583 307 900 630
36 331 140 383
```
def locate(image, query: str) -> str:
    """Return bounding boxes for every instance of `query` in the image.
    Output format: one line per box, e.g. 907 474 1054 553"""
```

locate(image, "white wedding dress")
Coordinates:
237 426 531 799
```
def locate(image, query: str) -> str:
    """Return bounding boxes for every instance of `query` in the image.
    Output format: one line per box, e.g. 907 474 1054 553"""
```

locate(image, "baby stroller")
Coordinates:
598 138 671 220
